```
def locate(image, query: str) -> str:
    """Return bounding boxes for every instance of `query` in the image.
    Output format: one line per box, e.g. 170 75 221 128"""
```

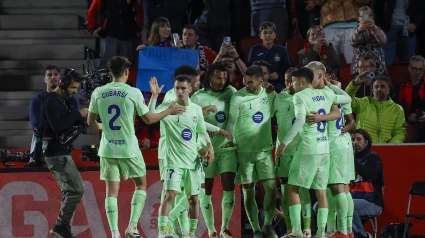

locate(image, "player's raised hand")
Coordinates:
221 141 237 148
149 77 164 96
168 101 186 115
330 79 342 88
276 143 286 157
218 129 232 141
261 82 275 93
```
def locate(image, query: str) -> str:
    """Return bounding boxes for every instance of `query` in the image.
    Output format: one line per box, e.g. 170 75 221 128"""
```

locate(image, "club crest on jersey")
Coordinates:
181 128 192 141
252 111 264 123
193 116 198 123
215 111 226 123
262 97 269 104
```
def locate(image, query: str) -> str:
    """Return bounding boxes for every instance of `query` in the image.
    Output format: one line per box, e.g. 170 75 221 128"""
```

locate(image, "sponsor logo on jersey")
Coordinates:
181 128 193 141
252 111 264 123
215 111 226 123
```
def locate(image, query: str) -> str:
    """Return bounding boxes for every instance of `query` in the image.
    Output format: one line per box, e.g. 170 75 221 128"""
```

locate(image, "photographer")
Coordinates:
39 68 87 238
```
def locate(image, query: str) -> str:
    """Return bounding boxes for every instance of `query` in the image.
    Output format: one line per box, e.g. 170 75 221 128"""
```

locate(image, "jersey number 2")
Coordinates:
108 104 121 130
317 108 327 133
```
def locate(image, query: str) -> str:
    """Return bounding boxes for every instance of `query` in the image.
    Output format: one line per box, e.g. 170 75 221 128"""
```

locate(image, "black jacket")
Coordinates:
373 0 425 32
40 93 83 157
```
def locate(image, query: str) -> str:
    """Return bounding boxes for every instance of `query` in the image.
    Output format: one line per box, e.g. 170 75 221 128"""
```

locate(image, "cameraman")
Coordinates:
28 65 79 166
39 68 88 238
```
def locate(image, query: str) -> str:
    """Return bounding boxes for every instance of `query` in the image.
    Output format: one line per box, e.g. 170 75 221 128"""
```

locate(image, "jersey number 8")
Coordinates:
108 104 121 130
317 108 327 133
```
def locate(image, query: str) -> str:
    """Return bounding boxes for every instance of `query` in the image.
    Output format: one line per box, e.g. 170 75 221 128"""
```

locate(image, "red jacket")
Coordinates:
398 79 425 115
88 0 143 40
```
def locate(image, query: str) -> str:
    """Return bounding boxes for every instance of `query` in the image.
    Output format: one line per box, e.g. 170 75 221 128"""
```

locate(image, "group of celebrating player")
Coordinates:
87 55 356 238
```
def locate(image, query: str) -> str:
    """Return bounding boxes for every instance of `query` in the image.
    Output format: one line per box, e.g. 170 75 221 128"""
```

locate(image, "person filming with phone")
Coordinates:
345 73 406 144
298 25 340 76
350 6 387 77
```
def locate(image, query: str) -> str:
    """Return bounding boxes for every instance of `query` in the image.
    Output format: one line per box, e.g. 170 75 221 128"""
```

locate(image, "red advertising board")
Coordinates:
0 171 241 238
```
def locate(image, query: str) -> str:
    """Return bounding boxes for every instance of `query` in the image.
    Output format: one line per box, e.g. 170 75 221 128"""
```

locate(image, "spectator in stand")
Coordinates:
393 55 425 124
214 44 247 89
352 56 377 97
250 0 289 43
248 21 292 92
142 0 189 34
373 0 425 65
88 0 143 67
318 0 371 64
194 0 241 53
182 24 217 74
350 129 384 238
136 17 178 50
294 0 321 38
350 7 387 76
252 60 271 82
298 25 340 75
346 74 406 143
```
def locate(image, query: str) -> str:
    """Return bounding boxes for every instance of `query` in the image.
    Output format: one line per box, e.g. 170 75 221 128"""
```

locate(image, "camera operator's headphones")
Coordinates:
58 67 75 90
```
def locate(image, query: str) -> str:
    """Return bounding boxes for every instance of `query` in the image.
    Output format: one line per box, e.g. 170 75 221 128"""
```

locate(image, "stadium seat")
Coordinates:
403 181 425 238
238 36 281 64
286 38 308 67
339 64 352 89
387 62 409 87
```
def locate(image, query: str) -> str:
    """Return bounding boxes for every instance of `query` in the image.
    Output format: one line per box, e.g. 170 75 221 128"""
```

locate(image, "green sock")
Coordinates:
158 216 169 232
263 180 276 226
129 190 146 224
221 190 235 231
200 194 216 234
189 218 198 234
281 184 292 230
168 192 188 232
105 197 118 232
289 204 302 233
242 187 261 231
317 208 329 234
335 193 348 235
346 192 354 234
299 187 311 230
326 189 336 233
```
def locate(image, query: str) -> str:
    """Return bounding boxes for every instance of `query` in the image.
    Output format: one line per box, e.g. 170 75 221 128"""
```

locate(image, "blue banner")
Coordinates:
136 46 199 92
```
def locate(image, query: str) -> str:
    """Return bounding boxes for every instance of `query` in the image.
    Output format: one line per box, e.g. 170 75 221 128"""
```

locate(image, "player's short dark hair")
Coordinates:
354 129 373 148
183 24 199 35
108 56 131 78
202 62 230 91
372 74 392 89
291 67 314 83
245 65 264 78
252 60 271 71
259 21 276 33
45 65 60 76
286 67 298 75
174 74 192 84
174 65 199 78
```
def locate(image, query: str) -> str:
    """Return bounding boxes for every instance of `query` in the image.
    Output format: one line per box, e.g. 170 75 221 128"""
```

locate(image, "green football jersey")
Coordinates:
89 82 148 158
292 88 341 155
342 103 353 145
156 101 210 169
190 86 237 153
274 91 301 151
227 87 276 152
322 86 349 152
